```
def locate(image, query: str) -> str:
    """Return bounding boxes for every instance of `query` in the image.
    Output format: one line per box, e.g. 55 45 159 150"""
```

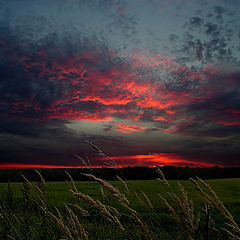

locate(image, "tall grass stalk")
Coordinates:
0 166 239 240
190 177 240 240
157 167 200 240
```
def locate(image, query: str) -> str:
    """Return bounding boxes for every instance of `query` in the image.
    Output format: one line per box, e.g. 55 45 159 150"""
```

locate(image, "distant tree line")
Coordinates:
0 166 239 182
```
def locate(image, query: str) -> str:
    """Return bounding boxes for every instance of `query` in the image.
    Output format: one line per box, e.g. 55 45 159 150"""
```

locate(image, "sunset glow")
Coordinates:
0 0 240 168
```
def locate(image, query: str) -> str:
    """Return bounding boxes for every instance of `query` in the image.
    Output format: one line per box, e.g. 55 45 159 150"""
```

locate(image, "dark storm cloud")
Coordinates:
174 119 240 138
204 22 219 35
175 137 240 167
1 0 238 127
189 17 204 28
0 118 127 167
166 71 240 138
0 16 132 166
1 17 184 127
0 119 58 138
0 23 129 122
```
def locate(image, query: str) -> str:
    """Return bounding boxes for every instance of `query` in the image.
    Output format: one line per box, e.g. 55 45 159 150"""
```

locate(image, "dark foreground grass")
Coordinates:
0 176 239 240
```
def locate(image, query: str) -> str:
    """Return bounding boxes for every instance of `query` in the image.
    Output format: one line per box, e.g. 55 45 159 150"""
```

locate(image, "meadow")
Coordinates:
0 169 239 240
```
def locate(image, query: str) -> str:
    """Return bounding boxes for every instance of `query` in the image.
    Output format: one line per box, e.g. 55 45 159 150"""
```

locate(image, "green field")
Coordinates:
0 177 240 240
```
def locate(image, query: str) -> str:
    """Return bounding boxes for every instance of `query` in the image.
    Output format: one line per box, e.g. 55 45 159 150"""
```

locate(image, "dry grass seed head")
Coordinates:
191 178 231 216
158 193 180 224
65 171 78 193
116 175 129 193
84 140 103 153
0 206 23 239
106 205 121 217
131 211 156 240
191 177 240 237
21 175 33 187
225 222 240 234
74 154 89 168
35 169 46 185
157 177 199 239
35 185 44 196
65 204 88 240
70 190 125 230
222 227 240 240
177 183 196 228
99 185 105 199
53 207 75 240
85 155 92 169
156 167 170 187
189 178 215 207
81 173 129 206
133 190 145 206
69 204 90 217
141 191 153 209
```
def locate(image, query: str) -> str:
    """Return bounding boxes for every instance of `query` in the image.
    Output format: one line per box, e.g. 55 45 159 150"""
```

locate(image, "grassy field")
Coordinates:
0 175 239 240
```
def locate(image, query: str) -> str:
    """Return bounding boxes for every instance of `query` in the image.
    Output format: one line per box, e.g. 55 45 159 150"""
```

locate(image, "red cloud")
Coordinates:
153 116 167 121
4 42 236 139
112 122 149 133
112 153 219 167
0 153 222 169
215 109 240 126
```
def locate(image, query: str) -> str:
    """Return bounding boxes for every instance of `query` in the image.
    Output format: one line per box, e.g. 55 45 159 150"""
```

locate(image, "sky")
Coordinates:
0 0 240 168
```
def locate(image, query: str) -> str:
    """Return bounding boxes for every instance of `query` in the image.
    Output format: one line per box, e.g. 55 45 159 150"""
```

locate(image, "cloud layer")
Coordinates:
0 0 240 167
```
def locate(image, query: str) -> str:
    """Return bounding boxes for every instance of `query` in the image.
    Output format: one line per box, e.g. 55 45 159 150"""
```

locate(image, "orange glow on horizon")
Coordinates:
0 154 223 169
0 164 87 169
112 153 221 168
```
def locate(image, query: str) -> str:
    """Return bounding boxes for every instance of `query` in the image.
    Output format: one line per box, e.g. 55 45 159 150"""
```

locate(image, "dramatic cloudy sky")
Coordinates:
1 0 240 168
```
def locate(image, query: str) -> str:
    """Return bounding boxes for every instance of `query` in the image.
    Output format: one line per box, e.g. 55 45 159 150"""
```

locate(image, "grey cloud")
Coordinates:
169 11 239 65
204 22 219 35
189 17 204 28
168 71 240 138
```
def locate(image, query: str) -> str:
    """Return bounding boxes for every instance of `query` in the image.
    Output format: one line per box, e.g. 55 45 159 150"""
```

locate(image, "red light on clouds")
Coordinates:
113 153 219 167
208 109 240 126
4 44 224 135
113 122 149 133
153 116 167 121
0 155 221 169
80 96 131 106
